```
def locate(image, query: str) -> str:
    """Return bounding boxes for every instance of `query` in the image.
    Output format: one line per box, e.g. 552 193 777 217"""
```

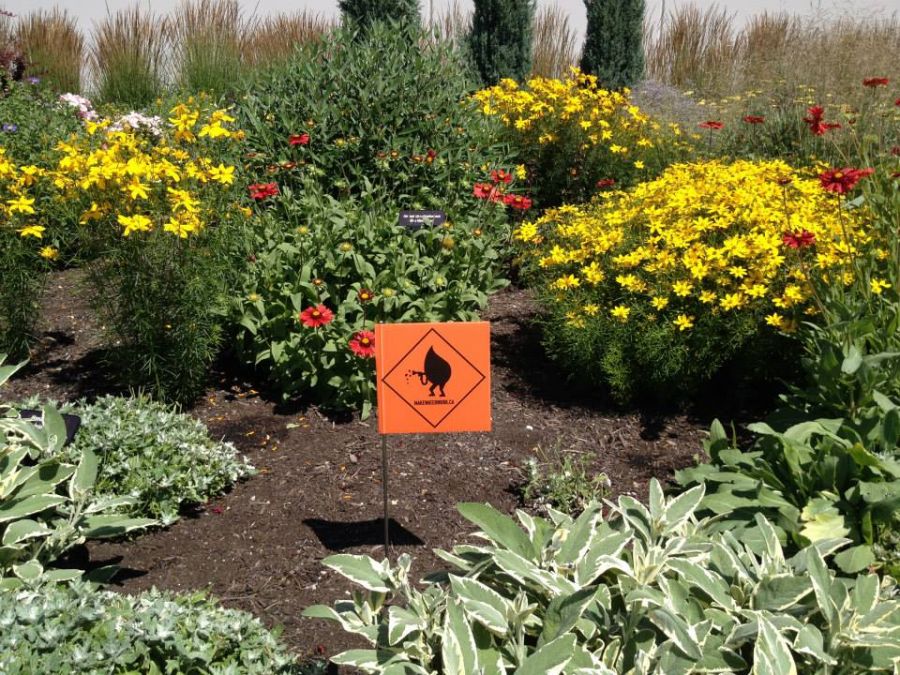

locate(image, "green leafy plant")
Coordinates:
43 395 254 526
521 446 609 514
581 0 645 89
468 0 536 86
338 0 420 34
676 414 900 577
306 480 900 673
235 184 508 414
0 356 155 589
237 22 513 213
0 581 315 673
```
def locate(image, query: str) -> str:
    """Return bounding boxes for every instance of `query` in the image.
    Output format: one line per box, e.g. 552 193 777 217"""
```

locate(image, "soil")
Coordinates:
6 269 729 665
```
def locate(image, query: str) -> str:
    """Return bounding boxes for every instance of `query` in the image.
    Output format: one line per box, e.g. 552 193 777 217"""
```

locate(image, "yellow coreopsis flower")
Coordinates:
871 278 891 295
8 195 35 214
40 246 59 260
209 163 235 185
610 305 630 322
18 224 45 238
673 314 694 331
118 213 153 236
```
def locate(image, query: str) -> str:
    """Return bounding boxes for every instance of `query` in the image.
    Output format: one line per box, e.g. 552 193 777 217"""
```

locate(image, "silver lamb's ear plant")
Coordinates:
0 354 156 589
306 478 900 674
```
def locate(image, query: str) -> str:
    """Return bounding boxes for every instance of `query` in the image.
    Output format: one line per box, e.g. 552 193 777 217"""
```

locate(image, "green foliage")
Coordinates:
676 416 900 578
235 185 508 414
45 395 254 526
0 81 81 166
0 231 46 360
468 0 536 86
338 0 420 33
581 0 645 89
0 357 156 588
538 301 775 403
237 23 513 212
521 446 609 514
306 481 900 673
0 581 312 673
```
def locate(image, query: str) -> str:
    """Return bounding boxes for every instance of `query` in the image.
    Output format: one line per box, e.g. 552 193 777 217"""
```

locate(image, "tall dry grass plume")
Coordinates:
91 5 169 106
172 0 247 93
532 3 578 78
430 0 469 44
17 9 84 93
646 3 900 99
242 11 333 68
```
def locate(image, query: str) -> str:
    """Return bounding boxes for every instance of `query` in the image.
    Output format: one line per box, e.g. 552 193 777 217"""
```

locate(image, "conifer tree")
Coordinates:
581 0 645 89
339 0 421 34
468 0 536 86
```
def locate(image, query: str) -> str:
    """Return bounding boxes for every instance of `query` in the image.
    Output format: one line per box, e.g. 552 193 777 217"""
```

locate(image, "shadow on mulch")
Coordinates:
303 518 425 551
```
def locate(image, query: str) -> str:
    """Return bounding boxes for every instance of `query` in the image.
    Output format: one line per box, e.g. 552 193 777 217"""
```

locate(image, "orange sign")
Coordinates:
375 322 491 434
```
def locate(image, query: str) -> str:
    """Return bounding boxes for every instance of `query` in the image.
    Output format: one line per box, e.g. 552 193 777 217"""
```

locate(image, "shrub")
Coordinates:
234 184 509 415
472 69 687 208
237 23 513 213
48 395 254 526
306 481 900 673
521 445 609 514
514 159 872 402
581 0 645 90
0 357 155 588
338 0 420 33
0 582 310 673
45 97 248 403
468 0 536 86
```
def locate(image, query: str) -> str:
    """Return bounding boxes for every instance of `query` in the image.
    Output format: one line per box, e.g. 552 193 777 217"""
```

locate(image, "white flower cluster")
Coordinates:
58 93 98 121
110 112 164 137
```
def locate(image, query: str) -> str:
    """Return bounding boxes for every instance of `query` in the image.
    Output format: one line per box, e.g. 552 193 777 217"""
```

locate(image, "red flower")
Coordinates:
289 133 310 146
299 304 334 328
503 194 532 210
782 230 816 249
248 182 279 200
896 98 900 106
802 105 841 136
699 120 724 130
891 146 900 157
357 288 374 303
596 178 616 189
863 77 889 88
819 167 875 194
490 169 513 184
742 115 765 124
426 148 437 163
349 330 375 358
473 182 502 202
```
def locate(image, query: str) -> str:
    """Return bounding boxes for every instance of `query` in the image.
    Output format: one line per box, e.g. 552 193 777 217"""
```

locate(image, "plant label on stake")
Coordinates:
374 322 491 554
397 210 447 231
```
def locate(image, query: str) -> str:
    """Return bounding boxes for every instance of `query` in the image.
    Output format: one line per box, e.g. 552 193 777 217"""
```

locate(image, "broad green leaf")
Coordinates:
330 649 385 669
449 575 510 635
834 545 876 574
805 547 837 628
667 558 735 610
72 448 99 495
457 503 534 558
81 515 156 539
648 607 702 660
323 554 392 592
1 518 51 545
539 586 598 646
663 484 705 531
851 574 880 616
558 504 601 566
0 494 66 524
752 575 814 611
841 346 863 375
387 606 424 645
753 615 797 675
513 634 575 675
12 559 42 582
792 624 835 664
800 499 849 542
443 600 477 675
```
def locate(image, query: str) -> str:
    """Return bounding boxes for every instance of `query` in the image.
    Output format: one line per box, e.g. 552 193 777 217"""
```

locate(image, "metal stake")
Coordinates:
381 434 390 557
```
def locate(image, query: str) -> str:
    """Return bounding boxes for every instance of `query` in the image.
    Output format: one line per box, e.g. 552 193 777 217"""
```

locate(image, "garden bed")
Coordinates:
5 269 711 659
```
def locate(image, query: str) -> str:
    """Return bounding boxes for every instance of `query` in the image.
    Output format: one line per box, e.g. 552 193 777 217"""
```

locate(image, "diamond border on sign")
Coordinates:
381 328 486 429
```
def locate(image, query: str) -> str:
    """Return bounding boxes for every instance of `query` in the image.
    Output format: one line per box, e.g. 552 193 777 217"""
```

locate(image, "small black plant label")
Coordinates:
397 210 447 231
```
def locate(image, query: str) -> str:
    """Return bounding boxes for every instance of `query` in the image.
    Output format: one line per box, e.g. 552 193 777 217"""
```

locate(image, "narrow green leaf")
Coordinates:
457 503 534 558
513 634 575 675
323 554 392 592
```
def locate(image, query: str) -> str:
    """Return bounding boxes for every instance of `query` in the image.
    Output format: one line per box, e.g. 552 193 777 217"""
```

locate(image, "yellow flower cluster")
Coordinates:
0 99 240 245
516 159 872 332
472 67 681 166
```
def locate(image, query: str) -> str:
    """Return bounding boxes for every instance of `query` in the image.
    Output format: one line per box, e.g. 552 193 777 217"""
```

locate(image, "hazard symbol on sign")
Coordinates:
375 322 491 434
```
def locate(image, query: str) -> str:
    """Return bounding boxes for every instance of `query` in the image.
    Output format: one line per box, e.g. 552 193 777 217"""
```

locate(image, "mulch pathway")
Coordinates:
5 269 729 663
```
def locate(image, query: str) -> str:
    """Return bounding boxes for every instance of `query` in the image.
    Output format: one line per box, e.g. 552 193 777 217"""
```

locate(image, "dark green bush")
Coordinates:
237 23 514 214
468 0 536 86
581 0 645 89
339 0 420 33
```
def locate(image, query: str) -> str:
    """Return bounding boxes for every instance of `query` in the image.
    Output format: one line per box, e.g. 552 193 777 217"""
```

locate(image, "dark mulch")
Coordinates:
5 270 734 663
